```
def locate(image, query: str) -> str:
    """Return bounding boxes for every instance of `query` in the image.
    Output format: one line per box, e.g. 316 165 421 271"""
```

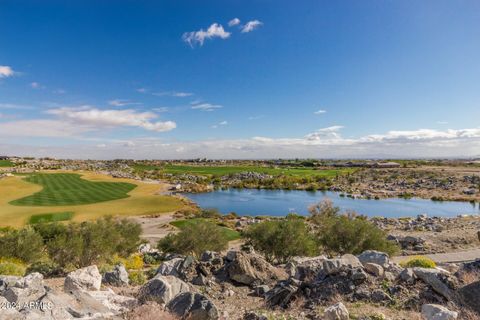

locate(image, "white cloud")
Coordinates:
191 102 223 112
108 99 142 107
136 88 148 93
0 103 33 110
228 18 241 27
153 91 193 97
314 109 327 115
183 23 231 47
30 82 41 89
3 126 480 159
437 121 448 125
0 66 15 78
305 126 344 141
152 107 169 113
211 120 228 129
0 119 92 137
46 106 176 132
241 20 263 33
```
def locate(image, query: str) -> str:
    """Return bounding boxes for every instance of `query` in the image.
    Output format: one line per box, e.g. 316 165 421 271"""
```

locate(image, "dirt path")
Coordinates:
393 248 480 264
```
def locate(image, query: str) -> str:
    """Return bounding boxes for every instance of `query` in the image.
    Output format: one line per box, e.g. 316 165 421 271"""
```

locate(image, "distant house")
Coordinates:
373 161 401 168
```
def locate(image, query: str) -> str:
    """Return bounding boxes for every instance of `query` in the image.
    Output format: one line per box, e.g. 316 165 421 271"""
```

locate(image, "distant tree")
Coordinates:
244 214 318 263
157 220 228 257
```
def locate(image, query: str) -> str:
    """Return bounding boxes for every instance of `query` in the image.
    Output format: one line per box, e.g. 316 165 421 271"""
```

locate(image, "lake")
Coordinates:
184 189 480 218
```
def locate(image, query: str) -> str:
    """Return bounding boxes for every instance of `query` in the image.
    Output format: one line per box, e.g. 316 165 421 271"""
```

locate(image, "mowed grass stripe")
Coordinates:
10 173 137 206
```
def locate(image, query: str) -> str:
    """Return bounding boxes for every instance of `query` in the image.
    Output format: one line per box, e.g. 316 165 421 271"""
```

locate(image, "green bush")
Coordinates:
25 260 63 277
244 214 318 263
33 217 142 269
0 227 44 263
158 220 228 257
198 208 222 219
0 258 26 276
401 256 436 268
310 200 399 256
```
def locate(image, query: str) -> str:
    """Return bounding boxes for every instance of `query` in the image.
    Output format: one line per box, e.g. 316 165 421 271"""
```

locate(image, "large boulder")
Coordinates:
167 292 219 320
226 251 287 286
324 302 349 320
0 296 20 319
103 264 129 287
0 276 21 294
293 255 327 281
413 268 456 301
157 258 184 277
421 304 458 320
457 280 480 314
2 273 46 306
138 275 190 305
364 263 384 277
357 250 390 268
64 265 102 292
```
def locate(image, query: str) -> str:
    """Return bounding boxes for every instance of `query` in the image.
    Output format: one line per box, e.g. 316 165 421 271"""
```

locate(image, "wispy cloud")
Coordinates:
228 18 241 27
153 91 193 98
46 106 176 132
136 88 148 93
314 109 327 115
183 23 231 47
211 120 228 129
0 65 15 78
0 103 33 110
248 115 264 120
241 20 263 33
191 101 223 111
108 99 142 107
437 121 448 125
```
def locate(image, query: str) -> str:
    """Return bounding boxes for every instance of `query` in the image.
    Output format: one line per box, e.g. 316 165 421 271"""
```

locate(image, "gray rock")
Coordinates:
167 292 219 320
457 280 480 314
192 274 209 286
293 255 327 281
413 268 455 300
399 268 415 284
64 265 102 292
364 263 384 277
421 304 458 320
340 254 363 268
0 276 21 294
226 251 286 286
3 273 46 306
324 302 349 320
265 280 298 308
0 296 21 319
103 264 129 287
243 312 268 320
138 275 190 305
357 250 390 268
200 251 220 262
253 285 270 297
156 258 184 277
370 289 392 303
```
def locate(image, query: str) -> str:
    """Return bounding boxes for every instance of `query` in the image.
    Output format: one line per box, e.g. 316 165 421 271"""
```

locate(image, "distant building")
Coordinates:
373 161 401 168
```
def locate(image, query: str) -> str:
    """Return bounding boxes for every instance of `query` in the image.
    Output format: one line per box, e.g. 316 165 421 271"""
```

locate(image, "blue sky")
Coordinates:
1 0 480 159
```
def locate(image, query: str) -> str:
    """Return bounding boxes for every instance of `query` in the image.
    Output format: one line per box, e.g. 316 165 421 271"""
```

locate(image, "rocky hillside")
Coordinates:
1 249 479 319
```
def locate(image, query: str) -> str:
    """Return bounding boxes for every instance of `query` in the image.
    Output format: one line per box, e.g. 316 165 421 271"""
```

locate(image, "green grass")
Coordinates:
171 218 241 241
0 160 14 167
135 164 353 177
28 211 74 224
10 173 137 206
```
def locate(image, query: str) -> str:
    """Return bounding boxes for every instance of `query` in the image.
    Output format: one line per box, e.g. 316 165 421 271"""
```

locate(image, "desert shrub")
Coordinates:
244 214 318 263
129 271 147 285
198 208 222 219
125 254 144 270
0 227 44 263
157 220 228 257
25 260 63 277
400 256 436 268
34 217 142 268
0 258 27 276
310 200 399 256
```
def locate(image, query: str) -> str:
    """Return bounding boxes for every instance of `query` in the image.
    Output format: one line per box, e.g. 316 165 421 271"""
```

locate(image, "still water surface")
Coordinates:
185 189 479 218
